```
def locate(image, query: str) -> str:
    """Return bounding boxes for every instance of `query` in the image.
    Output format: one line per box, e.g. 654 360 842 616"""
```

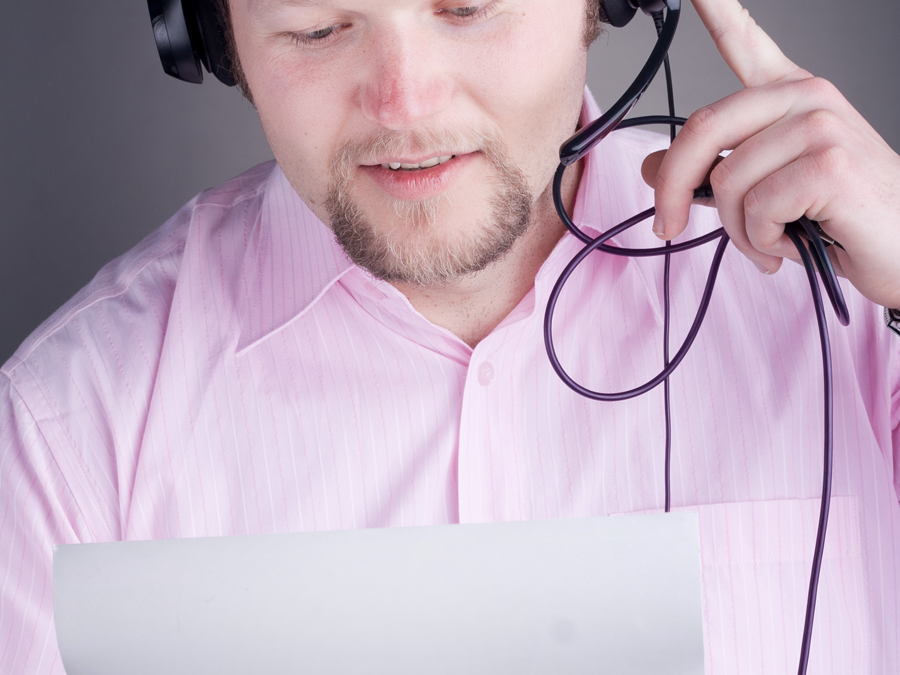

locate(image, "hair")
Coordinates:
583 0 604 47
213 0 254 103
217 0 603 103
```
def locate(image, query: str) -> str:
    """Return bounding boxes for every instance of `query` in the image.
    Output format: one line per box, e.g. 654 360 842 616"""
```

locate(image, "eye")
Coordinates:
448 6 482 17
436 4 493 21
290 24 348 47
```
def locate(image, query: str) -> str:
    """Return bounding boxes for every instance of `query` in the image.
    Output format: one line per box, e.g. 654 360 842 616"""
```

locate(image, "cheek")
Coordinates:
228 2 355 215
470 23 587 190
250 58 358 212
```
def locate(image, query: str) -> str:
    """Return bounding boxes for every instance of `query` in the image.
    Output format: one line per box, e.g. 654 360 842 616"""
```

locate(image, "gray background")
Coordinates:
1 0 897 364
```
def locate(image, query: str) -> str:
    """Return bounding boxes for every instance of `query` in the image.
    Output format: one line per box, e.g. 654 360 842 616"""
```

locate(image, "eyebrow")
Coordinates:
248 0 327 19
252 0 325 9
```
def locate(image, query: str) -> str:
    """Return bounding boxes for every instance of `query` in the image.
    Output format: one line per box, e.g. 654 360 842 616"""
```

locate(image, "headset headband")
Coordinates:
147 0 660 87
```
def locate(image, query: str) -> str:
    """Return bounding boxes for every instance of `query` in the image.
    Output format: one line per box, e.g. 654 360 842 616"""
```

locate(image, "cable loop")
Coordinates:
547 11 849 674
543 205 730 400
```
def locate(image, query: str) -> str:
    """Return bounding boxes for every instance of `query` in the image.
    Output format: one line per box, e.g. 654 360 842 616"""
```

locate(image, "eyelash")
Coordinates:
436 4 495 22
290 24 348 47
288 3 497 48
440 6 486 18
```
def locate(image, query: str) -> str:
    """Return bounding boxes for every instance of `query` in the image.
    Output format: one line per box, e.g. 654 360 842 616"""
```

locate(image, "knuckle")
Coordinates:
808 144 851 181
683 105 719 139
800 76 839 101
800 107 843 140
709 160 739 198
743 191 782 249
743 188 767 223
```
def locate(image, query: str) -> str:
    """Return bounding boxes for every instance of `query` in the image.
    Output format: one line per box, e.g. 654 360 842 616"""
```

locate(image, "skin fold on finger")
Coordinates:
742 153 886 285
706 112 837 264
646 117 829 273
643 150 785 274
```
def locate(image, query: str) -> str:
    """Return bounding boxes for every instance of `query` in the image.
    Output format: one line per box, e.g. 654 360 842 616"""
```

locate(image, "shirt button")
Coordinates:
478 362 494 386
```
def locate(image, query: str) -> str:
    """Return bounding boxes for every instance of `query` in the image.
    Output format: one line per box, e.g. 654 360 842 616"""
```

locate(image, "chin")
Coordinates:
328 193 532 287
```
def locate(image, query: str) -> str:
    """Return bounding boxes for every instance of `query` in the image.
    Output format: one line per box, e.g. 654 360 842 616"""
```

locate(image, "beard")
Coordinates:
325 128 533 287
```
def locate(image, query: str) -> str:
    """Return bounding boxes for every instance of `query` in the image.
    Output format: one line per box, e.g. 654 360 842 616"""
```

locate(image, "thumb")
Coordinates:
643 148 723 204
641 149 667 190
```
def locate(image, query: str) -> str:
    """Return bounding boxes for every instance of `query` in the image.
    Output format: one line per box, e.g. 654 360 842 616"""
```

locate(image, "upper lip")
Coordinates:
362 151 470 166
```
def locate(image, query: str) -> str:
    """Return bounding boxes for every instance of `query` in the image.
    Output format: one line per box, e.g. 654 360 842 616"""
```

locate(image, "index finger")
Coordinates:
691 0 807 87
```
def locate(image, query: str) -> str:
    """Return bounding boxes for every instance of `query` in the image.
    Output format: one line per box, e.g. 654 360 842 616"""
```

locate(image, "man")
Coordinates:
1 0 899 672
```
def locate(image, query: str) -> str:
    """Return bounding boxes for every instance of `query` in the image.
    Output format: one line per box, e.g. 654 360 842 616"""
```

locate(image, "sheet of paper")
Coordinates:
54 513 703 674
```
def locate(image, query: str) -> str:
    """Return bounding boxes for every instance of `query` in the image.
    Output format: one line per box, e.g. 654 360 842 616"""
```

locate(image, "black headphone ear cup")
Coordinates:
194 0 237 86
597 0 638 28
148 0 204 83
148 0 236 86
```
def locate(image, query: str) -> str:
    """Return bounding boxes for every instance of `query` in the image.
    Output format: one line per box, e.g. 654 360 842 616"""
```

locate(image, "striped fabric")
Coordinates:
2 93 899 673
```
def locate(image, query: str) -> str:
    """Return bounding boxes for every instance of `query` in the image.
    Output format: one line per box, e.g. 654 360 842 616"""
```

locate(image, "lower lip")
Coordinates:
359 153 477 200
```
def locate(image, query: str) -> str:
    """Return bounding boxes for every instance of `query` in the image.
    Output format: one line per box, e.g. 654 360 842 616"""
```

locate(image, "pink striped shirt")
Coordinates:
2 93 899 673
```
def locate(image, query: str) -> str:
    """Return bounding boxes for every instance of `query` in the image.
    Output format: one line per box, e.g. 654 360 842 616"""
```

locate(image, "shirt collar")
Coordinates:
237 89 667 353
534 88 667 323
236 165 353 353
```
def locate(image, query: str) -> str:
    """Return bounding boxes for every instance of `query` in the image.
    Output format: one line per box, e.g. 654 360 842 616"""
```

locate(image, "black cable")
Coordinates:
558 3 681 165
553 116 688 248
794 216 850 326
784 224 834 675
652 11 677 144
653 9 675 513
549 142 844 675
543 207 730 401
663 237 673 513
547 6 848 670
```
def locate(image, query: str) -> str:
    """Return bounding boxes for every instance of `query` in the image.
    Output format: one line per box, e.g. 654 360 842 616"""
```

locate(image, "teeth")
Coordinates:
380 155 455 171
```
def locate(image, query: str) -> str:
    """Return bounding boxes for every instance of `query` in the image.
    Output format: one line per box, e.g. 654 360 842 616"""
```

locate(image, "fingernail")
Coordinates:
754 262 772 275
652 215 665 239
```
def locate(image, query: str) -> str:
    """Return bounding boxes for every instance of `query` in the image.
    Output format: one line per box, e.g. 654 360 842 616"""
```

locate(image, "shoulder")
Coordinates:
1 161 278 432
3 162 276 374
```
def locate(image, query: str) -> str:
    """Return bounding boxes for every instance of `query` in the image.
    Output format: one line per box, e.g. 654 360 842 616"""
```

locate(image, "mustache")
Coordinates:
330 127 506 178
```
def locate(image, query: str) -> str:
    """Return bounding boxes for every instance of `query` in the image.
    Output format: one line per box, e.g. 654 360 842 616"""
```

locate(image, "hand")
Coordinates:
643 0 900 308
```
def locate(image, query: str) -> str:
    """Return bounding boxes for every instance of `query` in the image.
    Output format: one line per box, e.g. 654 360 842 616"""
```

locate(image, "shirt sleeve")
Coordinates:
0 374 80 674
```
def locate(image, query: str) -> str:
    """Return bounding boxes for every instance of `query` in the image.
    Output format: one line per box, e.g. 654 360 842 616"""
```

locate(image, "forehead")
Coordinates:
244 0 452 13
240 0 580 17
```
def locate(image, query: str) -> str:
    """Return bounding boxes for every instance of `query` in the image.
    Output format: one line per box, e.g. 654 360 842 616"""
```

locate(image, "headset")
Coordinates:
148 1 841 673
148 0 235 85
147 0 668 88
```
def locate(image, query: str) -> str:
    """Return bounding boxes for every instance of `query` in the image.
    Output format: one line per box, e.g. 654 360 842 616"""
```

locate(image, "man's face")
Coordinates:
229 0 591 285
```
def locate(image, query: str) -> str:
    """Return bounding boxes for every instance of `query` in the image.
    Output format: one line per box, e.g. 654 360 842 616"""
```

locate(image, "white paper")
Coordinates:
54 513 703 674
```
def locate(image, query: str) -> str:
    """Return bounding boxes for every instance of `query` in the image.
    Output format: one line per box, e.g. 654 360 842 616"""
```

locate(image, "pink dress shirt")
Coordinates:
2 93 899 673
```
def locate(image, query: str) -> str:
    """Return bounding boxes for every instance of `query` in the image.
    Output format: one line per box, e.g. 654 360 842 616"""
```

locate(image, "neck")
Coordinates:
391 161 583 348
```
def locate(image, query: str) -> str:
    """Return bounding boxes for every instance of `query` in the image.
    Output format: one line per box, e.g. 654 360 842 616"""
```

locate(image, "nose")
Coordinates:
358 25 454 130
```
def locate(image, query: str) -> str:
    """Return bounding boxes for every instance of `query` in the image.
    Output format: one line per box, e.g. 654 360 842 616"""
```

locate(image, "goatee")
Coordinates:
325 129 533 287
